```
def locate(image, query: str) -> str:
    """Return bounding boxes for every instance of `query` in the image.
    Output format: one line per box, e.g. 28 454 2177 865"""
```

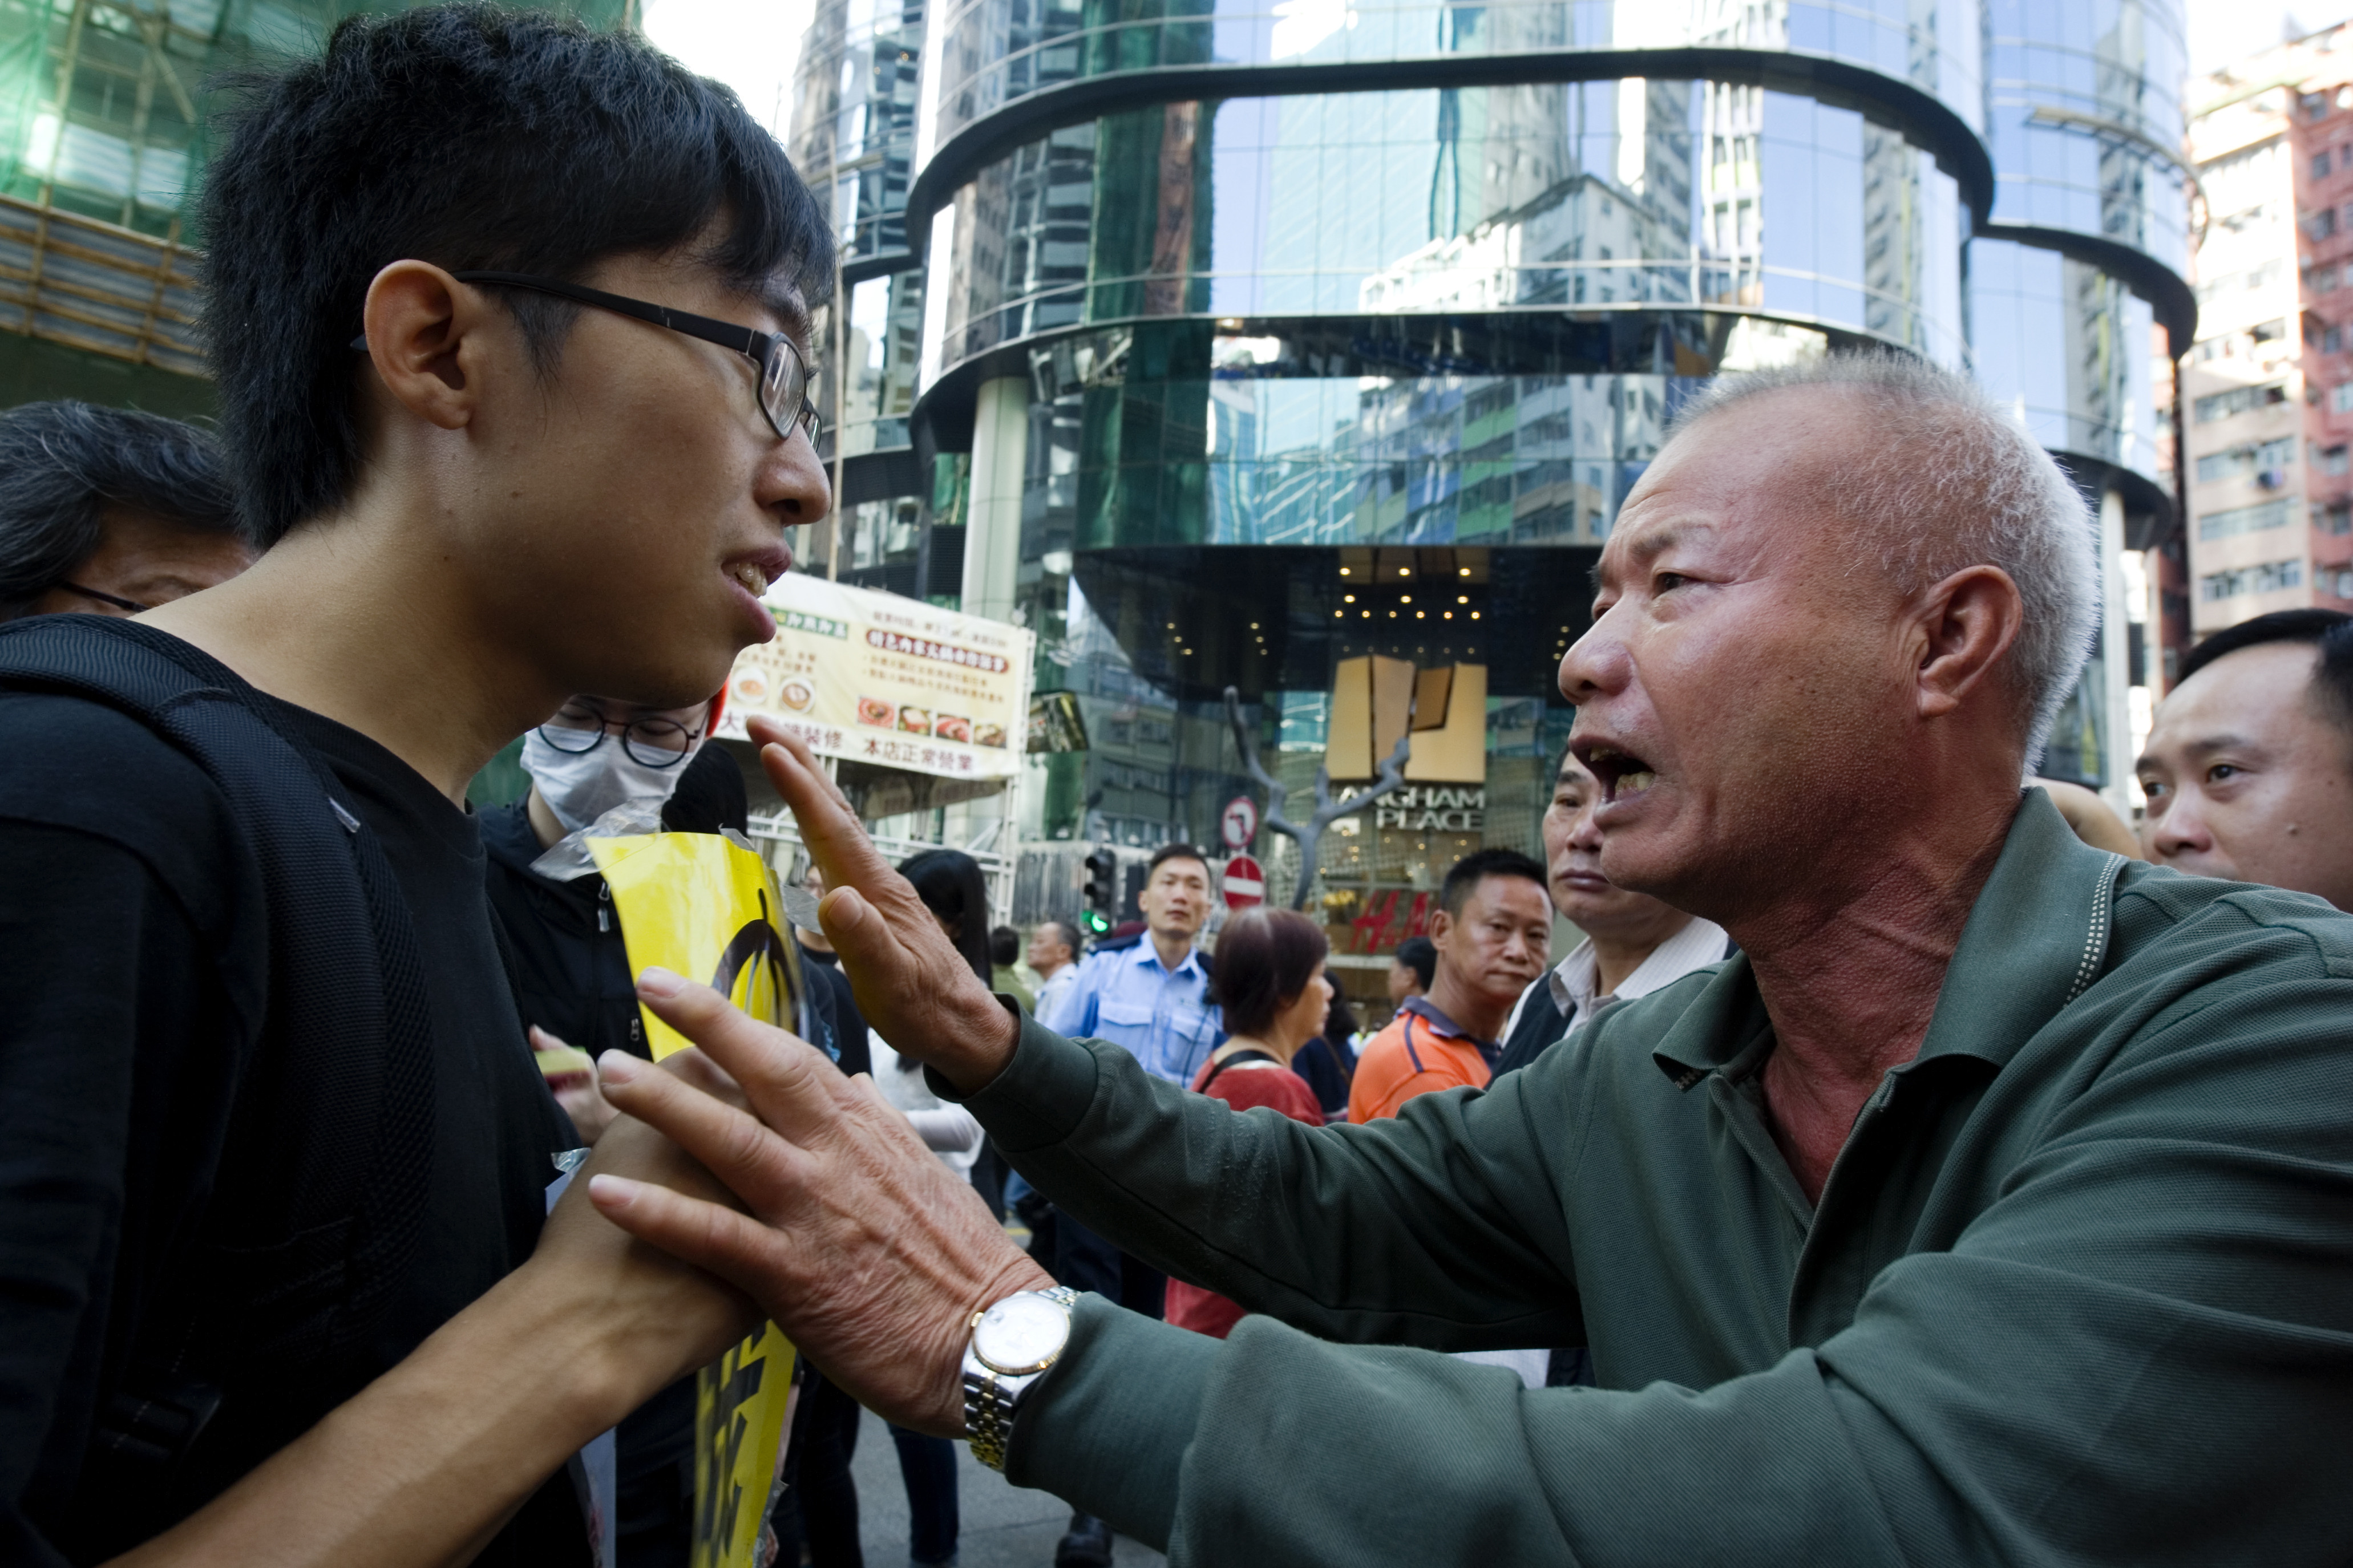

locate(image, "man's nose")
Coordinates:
1568 809 1605 852
2149 796 2214 861
1558 616 1628 706
760 412 833 529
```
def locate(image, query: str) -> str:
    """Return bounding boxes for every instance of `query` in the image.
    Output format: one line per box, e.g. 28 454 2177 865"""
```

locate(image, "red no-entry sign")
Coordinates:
1222 855 1265 909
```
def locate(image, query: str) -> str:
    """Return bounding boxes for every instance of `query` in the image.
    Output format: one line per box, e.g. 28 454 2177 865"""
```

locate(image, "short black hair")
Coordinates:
1390 935 1436 991
1037 919 1080 956
1147 842 1211 878
199 3 832 546
989 923 1020 966
0 401 237 619
2178 609 2353 734
1439 846 1549 919
899 849 993 985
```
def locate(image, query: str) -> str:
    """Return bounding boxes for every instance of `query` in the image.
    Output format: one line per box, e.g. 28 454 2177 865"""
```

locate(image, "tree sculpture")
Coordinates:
1222 684 1414 911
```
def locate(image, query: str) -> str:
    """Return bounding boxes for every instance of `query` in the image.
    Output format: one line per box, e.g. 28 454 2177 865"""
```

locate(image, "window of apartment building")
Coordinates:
2197 438 2299 483
2193 382 2290 421
2337 383 2353 414
2319 149 2335 179
2326 566 2353 598
2311 208 2339 239
2201 559 2307 600
2324 444 2351 475
2306 91 2331 120
2318 500 2353 534
2331 326 2346 353
2199 499 2297 541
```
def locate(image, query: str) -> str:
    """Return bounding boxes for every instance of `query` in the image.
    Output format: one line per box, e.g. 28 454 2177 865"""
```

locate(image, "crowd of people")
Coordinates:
1 7 2350 1568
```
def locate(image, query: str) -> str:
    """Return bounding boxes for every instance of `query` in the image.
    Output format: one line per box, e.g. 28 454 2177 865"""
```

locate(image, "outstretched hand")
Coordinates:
747 715 1020 1091
586 967 1051 1433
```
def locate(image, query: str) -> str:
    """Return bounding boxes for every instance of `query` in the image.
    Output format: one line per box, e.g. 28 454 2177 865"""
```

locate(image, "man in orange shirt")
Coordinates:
1348 848 1552 1123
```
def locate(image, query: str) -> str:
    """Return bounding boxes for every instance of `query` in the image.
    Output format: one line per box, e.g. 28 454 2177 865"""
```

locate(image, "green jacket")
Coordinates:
952 793 2353 1564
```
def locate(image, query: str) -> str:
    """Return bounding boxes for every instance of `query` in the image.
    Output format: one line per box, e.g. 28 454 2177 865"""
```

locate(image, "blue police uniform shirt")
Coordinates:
1042 934 1223 1087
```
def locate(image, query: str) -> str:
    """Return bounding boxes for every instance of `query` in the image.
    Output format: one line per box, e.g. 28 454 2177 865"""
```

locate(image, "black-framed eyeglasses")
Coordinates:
536 701 705 769
59 581 148 613
351 270 822 446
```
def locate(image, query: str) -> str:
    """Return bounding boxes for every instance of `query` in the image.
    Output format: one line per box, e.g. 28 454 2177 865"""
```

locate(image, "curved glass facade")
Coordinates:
922 0 1986 158
920 84 1966 385
1982 0 2189 273
831 0 2196 917
1968 236 2164 489
791 0 928 265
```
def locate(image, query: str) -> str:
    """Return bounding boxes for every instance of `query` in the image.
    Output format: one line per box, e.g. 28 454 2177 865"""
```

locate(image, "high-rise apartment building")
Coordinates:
2184 25 2353 640
790 0 2189 963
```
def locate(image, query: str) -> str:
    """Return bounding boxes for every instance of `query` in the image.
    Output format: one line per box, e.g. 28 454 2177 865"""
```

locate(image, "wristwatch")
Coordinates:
960 1286 1080 1471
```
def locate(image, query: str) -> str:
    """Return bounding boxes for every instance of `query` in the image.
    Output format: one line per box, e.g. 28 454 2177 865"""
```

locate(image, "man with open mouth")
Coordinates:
585 353 2353 1567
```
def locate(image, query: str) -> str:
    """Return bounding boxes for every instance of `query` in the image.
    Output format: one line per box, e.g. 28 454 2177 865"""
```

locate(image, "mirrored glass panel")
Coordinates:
924 0 1984 157
793 0 928 262
1983 0 2189 272
923 83 1966 382
1969 236 2166 492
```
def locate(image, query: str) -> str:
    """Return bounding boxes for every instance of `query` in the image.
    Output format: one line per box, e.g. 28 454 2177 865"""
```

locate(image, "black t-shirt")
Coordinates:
0 682 584 1566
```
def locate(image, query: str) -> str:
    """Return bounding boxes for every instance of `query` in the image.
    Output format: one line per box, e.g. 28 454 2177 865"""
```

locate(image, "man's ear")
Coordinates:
358 261 496 432
1912 564 2024 722
1426 907 1455 949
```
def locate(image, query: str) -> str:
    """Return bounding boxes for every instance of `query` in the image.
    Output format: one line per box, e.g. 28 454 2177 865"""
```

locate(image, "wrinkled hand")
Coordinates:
587 966 1051 1435
748 716 1019 1091
529 1048 764 1404
531 1026 618 1146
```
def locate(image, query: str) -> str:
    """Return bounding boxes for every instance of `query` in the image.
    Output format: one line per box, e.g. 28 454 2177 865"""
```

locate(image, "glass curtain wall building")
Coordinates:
794 0 2187 963
0 0 628 412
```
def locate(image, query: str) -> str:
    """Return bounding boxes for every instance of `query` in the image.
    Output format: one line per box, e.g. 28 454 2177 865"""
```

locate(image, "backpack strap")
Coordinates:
0 617 436 1541
1198 1046 1280 1092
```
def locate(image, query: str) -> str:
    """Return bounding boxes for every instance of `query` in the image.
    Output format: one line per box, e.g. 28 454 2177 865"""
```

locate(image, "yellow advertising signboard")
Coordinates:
719 573 1034 782
587 830 802 1568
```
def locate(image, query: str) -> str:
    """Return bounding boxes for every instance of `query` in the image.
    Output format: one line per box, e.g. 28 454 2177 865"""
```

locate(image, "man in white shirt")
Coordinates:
1494 744 1728 1075
1026 918 1082 1023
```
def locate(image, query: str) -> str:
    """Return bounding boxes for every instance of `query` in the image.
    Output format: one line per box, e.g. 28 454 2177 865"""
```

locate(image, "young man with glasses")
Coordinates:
0 7 832 1564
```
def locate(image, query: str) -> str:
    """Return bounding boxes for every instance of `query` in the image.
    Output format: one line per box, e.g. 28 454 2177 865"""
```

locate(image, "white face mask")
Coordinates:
521 726 703 834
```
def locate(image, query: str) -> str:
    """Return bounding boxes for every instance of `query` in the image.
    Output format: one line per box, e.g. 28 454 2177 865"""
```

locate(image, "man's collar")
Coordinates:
1131 937 1202 976
1550 916 1731 1020
1400 993 1493 1046
1547 941 1603 1019
1649 791 2128 1086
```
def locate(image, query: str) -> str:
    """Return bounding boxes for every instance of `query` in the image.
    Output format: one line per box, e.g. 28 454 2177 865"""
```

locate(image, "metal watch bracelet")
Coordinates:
961 1286 1080 1472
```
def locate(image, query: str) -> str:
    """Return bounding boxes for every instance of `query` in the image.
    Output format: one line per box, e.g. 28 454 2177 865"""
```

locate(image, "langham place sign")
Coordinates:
1371 785 1486 833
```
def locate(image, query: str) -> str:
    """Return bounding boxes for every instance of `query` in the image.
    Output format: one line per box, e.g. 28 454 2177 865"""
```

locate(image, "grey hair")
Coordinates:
0 400 239 621
1668 351 2099 768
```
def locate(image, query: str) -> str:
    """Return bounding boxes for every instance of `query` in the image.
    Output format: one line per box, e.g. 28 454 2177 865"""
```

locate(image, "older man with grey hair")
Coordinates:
579 354 2353 1565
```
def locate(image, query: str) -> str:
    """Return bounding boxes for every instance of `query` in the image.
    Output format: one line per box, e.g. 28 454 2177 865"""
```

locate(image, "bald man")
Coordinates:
585 355 2353 1567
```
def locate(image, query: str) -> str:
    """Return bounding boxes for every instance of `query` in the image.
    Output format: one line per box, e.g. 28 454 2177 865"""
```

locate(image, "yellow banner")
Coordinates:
587 830 801 1568
718 572 1034 781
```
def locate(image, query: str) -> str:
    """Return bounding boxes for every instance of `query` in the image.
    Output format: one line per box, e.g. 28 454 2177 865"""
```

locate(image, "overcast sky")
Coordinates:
641 0 814 138
2190 0 2353 79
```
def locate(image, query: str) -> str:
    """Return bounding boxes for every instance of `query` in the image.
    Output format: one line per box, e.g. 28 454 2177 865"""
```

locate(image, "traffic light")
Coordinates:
1081 847 1117 933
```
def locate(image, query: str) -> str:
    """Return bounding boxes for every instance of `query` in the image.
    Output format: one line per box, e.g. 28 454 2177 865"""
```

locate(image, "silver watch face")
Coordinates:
973 1292 1072 1376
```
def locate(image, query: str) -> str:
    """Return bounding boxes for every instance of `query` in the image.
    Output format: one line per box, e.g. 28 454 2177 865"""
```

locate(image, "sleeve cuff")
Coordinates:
1003 1293 1218 1550
923 1005 1105 1153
